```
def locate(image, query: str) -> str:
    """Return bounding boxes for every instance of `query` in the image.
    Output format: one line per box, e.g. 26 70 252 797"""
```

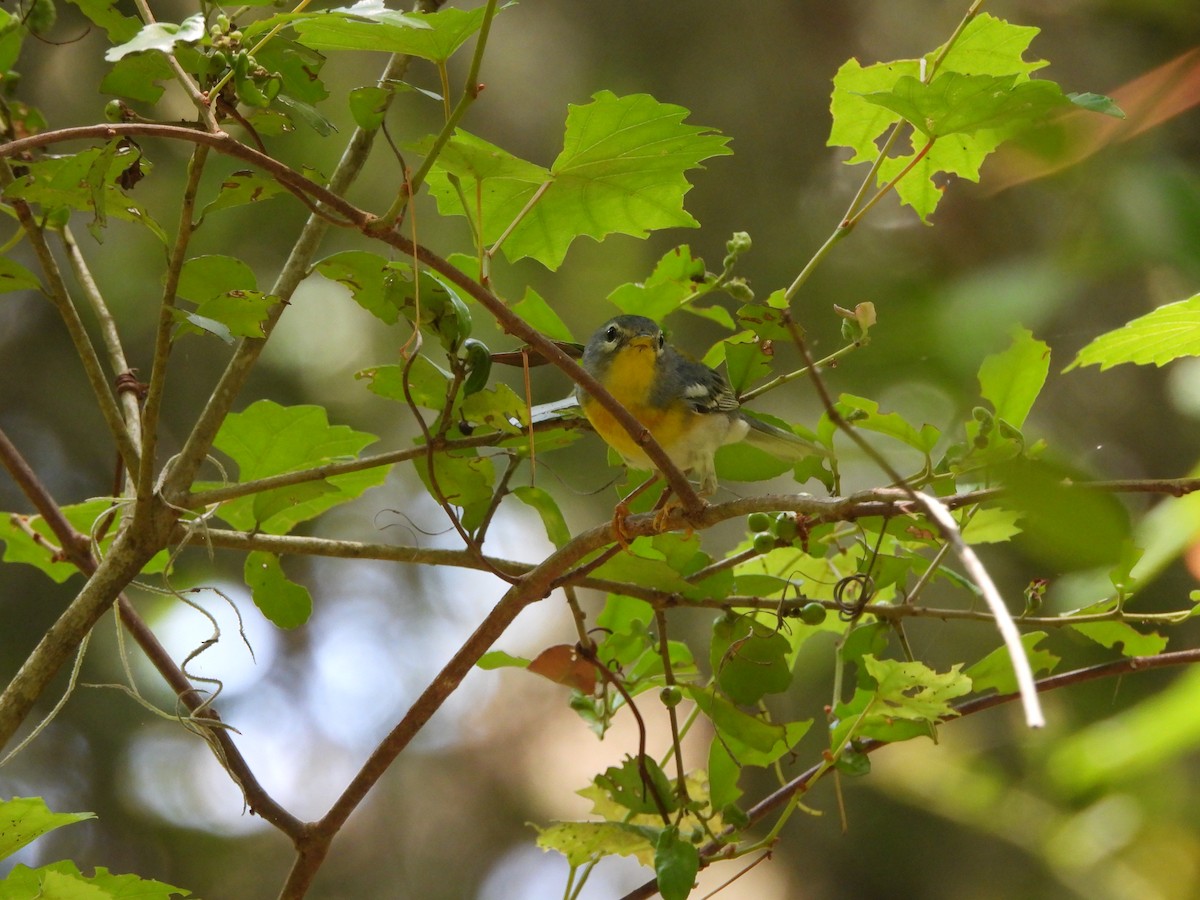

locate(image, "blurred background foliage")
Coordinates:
3 0 1200 898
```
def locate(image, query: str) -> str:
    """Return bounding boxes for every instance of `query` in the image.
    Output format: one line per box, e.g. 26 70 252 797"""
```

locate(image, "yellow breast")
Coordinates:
582 345 684 467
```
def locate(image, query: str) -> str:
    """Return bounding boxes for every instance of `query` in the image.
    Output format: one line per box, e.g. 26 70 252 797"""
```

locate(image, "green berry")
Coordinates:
799 602 827 625
774 512 797 541
747 512 771 533
103 99 124 123
752 532 776 554
660 686 683 708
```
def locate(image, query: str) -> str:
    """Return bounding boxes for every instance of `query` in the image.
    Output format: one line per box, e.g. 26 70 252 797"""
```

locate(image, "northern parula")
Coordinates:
577 315 824 496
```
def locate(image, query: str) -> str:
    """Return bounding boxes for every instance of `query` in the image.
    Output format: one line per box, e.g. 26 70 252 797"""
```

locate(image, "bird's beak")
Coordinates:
629 335 657 351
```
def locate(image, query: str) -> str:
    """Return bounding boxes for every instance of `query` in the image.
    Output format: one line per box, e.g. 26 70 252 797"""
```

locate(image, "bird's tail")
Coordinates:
741 414 828 461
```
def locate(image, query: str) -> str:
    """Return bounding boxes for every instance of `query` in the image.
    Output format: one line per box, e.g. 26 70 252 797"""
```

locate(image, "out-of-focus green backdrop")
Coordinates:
3 1 1200 897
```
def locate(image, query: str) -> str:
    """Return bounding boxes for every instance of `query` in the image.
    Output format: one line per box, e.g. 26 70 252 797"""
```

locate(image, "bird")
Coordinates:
576 314 825 503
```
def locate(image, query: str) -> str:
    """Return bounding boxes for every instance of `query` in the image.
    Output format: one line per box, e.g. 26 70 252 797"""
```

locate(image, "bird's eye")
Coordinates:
605 324 620 342
656 332 666 351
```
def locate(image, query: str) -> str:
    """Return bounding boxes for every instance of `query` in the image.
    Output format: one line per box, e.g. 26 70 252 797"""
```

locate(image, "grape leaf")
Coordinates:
211 400 384 534
0 798 94 861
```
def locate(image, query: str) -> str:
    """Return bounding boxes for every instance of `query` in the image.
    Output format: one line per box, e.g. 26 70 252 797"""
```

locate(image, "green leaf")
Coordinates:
244 551 312 628
860 73 1072 139
100 51 173 102
0 499 164 583
188 292 275 338
512 287 575 342
1067 600 1167 657
426 93 731 270
476 650 530 670
930 13 1046 78
711 615 793 705
978 328 1049 428
348 85 394 130
104 13 205 61
512 486 570 549
0 860 190 898
827 16 1064 222
461 383 527 434
606 246 707 320
0 798 94 862
0 258 43 293
255 39 329 105
1067 294 1200 371
959 507 1023 544
356 358 451 409
293 1 494 63
837 394 940 452
65 0 141 43
707 738 742 811
1001 458 1130 571
3 143 166 242
595 755 678 816
197 170 286 222
655 826 699 900
212 400 383 534
412 450 495 531
965 632 1059 694
832 656 970 746
713 440 793 483
722 335 771 394
534 820 654 869
315 250 405 324
686 686 810 767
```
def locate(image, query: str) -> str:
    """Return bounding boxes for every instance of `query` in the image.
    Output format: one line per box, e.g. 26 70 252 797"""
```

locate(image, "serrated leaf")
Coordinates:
606 245 707 320
244 551 312 628
860 73 1072 139
0 860 190 899
1068 294 1200 372
293 1 492 63
0 258 43 293
211 400 383 534
426 93 730 270
966 631 1058 695
978 328 1049 428
315 250 405 324
832 655 970 745
534 820 654 869
930 13 1047 78
0 798 94 861
104 13 205 61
